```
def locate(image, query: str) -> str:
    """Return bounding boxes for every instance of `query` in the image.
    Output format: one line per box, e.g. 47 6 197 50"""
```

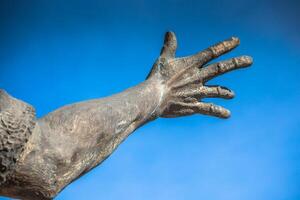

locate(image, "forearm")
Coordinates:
37 76 163 175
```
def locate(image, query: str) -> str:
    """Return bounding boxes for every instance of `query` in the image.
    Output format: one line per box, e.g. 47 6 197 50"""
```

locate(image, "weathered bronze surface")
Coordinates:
0 32 252 199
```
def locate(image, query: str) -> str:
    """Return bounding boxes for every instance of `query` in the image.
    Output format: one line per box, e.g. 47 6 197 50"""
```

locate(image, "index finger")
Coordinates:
189 37 240 67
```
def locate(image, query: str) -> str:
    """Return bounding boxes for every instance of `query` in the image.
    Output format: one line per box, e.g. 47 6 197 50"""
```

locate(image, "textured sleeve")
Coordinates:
0 90 36 184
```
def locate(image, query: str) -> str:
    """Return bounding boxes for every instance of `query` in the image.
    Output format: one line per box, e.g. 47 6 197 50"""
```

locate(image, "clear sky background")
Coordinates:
1 0 300 199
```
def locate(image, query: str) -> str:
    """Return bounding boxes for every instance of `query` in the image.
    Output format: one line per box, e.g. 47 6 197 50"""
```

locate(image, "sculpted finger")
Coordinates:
189 37 240 66
199 86 234 99
160 31 177 59
194 102 231 118
201 56 253 82
177 85 234 99
162 101 230 118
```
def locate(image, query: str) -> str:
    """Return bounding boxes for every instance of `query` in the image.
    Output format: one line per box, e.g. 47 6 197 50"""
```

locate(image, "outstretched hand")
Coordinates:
147 32 252 118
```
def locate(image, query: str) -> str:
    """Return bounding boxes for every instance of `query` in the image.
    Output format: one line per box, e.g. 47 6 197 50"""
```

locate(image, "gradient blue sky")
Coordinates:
1 0 300 199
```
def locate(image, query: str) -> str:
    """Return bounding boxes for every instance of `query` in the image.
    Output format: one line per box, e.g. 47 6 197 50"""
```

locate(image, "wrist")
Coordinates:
142 74 166 120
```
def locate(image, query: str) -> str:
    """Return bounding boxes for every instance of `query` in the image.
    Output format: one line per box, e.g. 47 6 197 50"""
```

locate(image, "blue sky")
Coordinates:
1 0 300 199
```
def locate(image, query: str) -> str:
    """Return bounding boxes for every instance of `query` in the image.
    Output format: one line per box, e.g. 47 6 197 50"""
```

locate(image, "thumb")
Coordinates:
160 31 177 58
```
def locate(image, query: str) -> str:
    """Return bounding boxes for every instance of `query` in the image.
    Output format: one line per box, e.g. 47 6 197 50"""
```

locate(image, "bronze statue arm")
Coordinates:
0 32 252 199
